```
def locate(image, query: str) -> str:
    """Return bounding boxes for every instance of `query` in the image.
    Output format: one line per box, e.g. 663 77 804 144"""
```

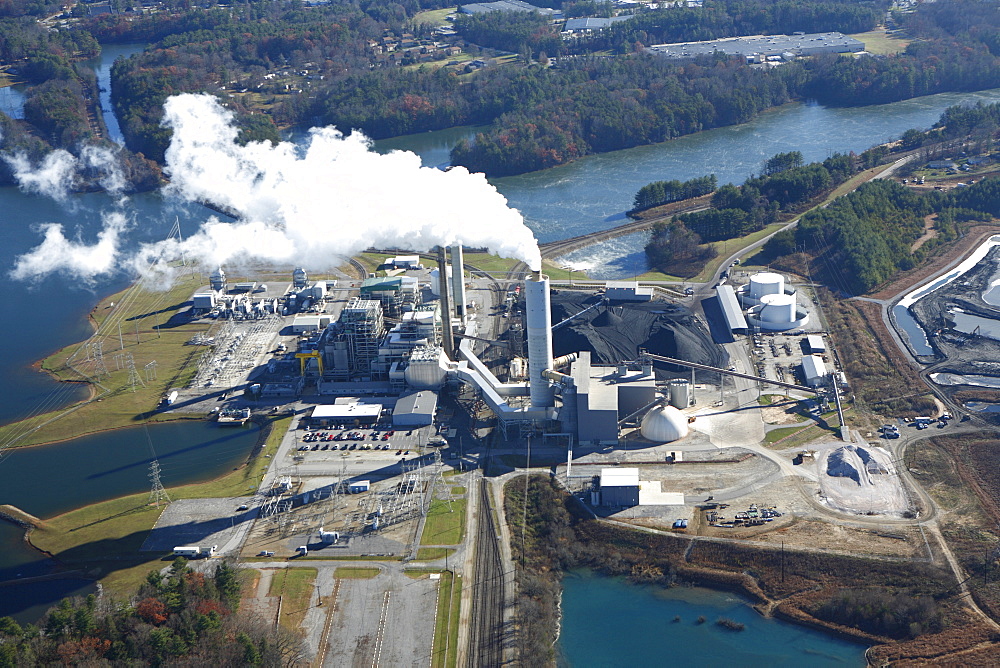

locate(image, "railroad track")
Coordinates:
467 480 505 668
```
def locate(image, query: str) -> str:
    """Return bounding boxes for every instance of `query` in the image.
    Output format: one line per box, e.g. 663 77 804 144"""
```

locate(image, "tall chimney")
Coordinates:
437 247 455 360
525 273 554 408
449 244 466 326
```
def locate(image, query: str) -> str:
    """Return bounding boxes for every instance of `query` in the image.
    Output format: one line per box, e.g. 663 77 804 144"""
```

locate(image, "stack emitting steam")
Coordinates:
10 93 542 283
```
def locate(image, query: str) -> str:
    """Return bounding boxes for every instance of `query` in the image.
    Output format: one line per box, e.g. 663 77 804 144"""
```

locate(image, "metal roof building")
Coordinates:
605 281 654 302
649 32 864 61
310 402 383 426
805 335 826 354
717 284 749 333
600 468 640 507
564 16 632 31
801 354 828 387
392 390 438 427
461 0 555 15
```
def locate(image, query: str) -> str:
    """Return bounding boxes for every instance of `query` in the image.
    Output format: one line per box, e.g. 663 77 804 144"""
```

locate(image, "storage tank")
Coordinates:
640 405 689 442
760 293 796 325
748 272 784 300
668 379 692 409
429 266 452 298
404 346 448 389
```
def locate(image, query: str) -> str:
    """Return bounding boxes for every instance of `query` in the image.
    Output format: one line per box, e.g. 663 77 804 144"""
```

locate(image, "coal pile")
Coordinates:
548 292 727 376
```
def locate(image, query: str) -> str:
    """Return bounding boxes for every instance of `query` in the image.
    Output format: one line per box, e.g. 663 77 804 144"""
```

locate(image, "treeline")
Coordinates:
769 176 1000 294
645 151 860 274
816 589 942 638
632 174 716 213
452 55 793 175
454 12 562 60
0 560 304 666
801 0 1000 107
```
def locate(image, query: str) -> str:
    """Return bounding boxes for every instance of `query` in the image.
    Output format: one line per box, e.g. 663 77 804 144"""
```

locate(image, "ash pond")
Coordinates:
557 572 867 667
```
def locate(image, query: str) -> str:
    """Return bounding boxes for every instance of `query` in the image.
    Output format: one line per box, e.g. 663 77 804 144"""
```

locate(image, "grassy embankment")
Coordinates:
0 271 212 448
420 498 467 546
413 6 455 27
269 567 318 632
28 415 291 597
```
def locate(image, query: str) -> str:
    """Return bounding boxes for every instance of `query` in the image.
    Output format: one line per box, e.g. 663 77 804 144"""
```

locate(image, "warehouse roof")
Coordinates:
393 391 437 416
649 32 864 60
361 276 403 291
600 468 640 487
805 335 826 353
564 16 631 31
717 284 749 332
801 354 827 380
311 403 382 419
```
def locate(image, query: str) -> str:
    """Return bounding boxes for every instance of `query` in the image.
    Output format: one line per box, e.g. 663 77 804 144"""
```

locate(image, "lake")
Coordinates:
558 572 867 667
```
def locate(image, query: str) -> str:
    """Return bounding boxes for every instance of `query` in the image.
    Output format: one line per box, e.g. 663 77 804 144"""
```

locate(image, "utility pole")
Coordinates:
148 460 171 508
118 321 124 350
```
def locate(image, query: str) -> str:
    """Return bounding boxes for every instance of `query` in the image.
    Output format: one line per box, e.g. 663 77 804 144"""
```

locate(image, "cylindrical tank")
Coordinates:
209 267 226 292
669 379 692 408
525 274 554 408
429 266 452 297
640 405 689 442
748 272 784 300
760 293 796 324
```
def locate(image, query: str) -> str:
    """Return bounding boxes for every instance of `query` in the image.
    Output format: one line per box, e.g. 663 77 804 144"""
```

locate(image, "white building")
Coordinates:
801 354 828 387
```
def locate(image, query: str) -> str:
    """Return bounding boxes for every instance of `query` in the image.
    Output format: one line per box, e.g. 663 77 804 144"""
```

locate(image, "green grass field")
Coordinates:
431 570 461 668
420 498 467 545
334 567 380 579
270 568 318 632
413 6 455 26
416 547 456 561
848 30 911 55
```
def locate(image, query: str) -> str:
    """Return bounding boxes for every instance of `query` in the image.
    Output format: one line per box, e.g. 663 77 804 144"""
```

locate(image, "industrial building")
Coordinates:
563 16 632 33
805 335 826 354
605 281 654 302
717 284 749 334
310 402 383 427
392 391 438 427
599 468 640 507
649 32 865 62
570 353 657 445
801 354 828 387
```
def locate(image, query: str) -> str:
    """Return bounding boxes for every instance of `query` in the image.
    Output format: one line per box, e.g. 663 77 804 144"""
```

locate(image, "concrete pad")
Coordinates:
638 480 684 505
141 497 253 552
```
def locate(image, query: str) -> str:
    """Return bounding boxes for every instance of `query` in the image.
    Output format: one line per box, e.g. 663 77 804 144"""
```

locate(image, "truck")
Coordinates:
172 545 217 558
163 390 179 406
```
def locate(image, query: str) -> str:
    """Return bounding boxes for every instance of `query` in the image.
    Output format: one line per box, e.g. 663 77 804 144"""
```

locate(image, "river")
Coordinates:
558 572 868 667
2 46 999 627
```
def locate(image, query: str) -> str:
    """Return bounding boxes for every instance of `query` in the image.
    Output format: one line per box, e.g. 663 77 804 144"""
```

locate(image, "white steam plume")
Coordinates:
4 149 78 201
159 93 542 271
10 212 129 282
3 145 126 201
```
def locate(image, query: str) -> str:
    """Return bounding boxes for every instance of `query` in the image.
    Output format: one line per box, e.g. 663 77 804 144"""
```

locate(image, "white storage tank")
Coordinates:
760 293 796 324
429 266 452 298
748 272 784 300
640 405 689 442
668 379 692 409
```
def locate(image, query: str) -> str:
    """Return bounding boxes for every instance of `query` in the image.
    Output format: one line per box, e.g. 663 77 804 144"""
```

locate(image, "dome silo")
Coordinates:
640 405 689 442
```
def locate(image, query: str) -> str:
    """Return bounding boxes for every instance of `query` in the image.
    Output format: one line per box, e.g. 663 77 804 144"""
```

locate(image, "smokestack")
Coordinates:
450 244 466 326
437 247 455 360
525 273 554 408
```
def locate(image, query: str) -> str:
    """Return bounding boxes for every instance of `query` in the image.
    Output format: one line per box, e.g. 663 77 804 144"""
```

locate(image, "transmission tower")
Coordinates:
92 340 108 378
148 460 171 507
126 353 145 392
144 360 158 382
432 450 452 512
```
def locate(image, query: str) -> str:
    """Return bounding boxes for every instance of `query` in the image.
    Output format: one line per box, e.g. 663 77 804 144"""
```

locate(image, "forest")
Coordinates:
89 0 1000 177
0 560 303 667
645 151 859 274
632 174 716 213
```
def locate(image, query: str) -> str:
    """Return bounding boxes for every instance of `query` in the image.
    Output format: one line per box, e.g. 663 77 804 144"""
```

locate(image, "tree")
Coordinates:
763 150 803 175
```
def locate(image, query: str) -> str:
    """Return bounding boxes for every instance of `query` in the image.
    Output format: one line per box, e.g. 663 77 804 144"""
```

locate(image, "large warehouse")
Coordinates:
649 32 865 62
392 391 438 427
599 468 640 507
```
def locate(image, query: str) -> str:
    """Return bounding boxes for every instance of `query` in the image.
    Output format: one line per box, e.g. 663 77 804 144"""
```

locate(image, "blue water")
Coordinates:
0 85 26 119
893 305 935 356
558 573 868 667
83 44 146 145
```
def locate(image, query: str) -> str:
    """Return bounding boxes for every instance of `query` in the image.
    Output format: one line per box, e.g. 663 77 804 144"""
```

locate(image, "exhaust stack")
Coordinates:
450 244 466 325
525 273 554 408
437 247 455 360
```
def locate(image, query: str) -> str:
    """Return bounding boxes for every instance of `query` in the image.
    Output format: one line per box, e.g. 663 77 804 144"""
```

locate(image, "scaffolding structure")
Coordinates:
337 298 385 378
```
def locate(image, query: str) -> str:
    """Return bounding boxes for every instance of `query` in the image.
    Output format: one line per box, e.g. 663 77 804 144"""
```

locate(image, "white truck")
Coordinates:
172 545 217 558
163 390 179 406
